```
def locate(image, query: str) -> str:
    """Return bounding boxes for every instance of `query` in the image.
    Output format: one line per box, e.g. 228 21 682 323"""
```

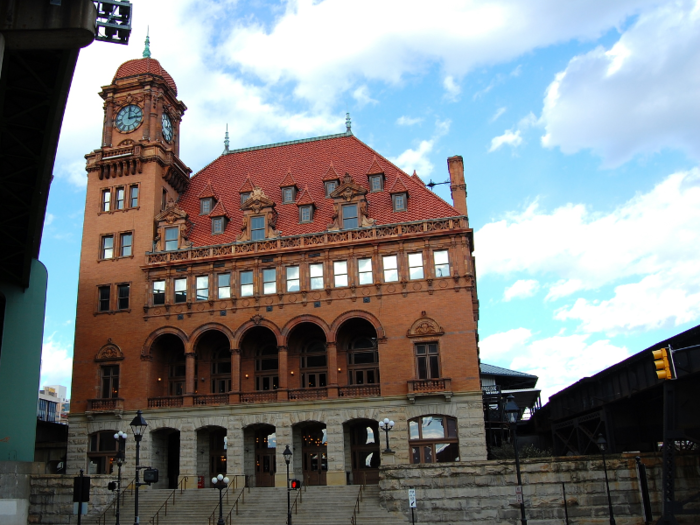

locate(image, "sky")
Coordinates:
39 0 700 404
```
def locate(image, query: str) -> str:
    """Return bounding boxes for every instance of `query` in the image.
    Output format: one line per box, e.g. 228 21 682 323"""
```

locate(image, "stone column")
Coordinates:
326 341 339 398
275 423 293 488
103 100 113 147
227 418 245 479
277 346 288 401
326 421 346 485
179 425 197 488
229 348 241 404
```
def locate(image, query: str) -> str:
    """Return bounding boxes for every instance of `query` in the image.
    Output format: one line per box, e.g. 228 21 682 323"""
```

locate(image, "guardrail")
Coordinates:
207 475 249 525
350 472 367 525
95 477 135 525
150 476 189 525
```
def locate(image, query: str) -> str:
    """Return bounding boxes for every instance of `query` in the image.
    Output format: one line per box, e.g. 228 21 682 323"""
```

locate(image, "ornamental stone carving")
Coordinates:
95 338 125 362
406 314 444 338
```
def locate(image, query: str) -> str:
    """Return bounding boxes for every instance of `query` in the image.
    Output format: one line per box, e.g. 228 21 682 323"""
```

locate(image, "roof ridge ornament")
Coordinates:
143 27 151 58
346 112 352 134
223 123 230 155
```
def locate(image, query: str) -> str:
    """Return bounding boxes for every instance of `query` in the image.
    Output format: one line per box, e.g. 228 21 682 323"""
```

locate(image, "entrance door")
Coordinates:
302 424 327 486
255 427 276 487
209 428 227 485
349 421 380 485
167 432 180 489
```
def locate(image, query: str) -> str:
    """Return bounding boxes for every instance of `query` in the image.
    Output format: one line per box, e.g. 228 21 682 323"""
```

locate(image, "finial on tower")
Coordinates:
346 112 352 134
223 124 230 154
143 27 151 58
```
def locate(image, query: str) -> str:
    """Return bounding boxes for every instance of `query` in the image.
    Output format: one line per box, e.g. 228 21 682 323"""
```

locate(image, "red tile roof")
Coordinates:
279 170 297 188
198 181 217 199
209 200 228 218
295 186 315 206
366 157 384 176
180 133 460 247
388 173 409 194
322 162 341 181
113 58 178 94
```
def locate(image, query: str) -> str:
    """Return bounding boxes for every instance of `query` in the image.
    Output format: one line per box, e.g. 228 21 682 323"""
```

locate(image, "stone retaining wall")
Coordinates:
379 453 700 524
28 474 114 524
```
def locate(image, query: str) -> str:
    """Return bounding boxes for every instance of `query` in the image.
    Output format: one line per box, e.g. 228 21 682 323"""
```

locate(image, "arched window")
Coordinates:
408 415 459 464
211 349 231 393
255 345 278 391
301 340 327 388
347 337 379 385
169 352 187 396
88 431 118 474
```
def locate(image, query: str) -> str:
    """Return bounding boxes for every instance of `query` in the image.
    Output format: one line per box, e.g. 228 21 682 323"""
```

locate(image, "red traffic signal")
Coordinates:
290 479 302 490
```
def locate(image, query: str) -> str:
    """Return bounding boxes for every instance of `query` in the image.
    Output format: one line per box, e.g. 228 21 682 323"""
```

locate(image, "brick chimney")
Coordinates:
447 155 467 218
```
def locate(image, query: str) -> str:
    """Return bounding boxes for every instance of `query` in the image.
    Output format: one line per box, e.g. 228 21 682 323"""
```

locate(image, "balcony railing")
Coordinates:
407 378 452 402
193 394 228 406
240 391 277 404
288 387 328 401
87 398 124 411
338 385 381 398
148 396 184 408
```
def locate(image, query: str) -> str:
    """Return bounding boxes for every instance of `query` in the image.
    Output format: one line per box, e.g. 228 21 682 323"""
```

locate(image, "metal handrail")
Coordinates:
291 482 303 515
350 472 367 525
150 476 189 525
95 477 136 525
207 475 249 525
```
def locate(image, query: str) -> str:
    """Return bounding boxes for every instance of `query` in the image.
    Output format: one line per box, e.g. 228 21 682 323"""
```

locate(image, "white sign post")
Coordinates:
408 488 417 524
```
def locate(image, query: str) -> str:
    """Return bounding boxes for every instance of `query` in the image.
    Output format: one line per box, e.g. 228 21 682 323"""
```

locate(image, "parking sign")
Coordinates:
408 488 417 508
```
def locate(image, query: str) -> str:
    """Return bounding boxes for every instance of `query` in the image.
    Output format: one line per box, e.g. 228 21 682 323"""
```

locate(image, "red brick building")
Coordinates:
68 49 485 489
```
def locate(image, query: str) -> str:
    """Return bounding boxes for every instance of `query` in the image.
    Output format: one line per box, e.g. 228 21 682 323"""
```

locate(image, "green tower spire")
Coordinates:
143 27 151 58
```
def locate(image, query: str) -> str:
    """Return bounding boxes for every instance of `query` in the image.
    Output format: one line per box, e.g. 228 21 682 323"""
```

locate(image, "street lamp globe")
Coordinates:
283 444 292 465
597 434 607 452
129 410 148 439
505 395 519 425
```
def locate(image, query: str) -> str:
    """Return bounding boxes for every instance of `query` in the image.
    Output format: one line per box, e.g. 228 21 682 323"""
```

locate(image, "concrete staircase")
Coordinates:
89 485 408 525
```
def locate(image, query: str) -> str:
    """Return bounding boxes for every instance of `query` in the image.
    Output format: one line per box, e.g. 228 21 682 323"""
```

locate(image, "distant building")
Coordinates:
37 386 70 424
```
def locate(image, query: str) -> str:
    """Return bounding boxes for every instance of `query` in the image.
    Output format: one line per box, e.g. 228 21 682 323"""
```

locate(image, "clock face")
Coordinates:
162 113 173 142
115 104 143 133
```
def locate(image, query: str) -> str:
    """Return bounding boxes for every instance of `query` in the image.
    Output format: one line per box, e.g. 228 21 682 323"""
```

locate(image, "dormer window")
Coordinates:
282 187 296 204
369 175 384 193
240 192 252 206
299 205 313 223
392 193 407 212
325 180 338 197
200 197 213 215
251 216 265 241
212 216 226 235
342 203 358 229
164 227 179 251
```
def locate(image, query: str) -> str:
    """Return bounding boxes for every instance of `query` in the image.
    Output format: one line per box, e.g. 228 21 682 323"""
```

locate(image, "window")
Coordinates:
240 192 251 205
161 188 168 210
415 343 440 379
334 260 348 287
164 227 178 251
301 341 327 388
212 217 225 234
196 275 209 301
240 271 254 297
262 268 276 294
369 175 383 192
434 250 449 277
342 204 358 229
392 193 407 212
310 263 324 290
287 266 300 292
408 416 458 464
200 198 213 215
211 349 231 393
101 235 114 259
120 233 132 257
117 284 129 310
115 187 125 210
282 187 295 204
325 180 338 197
153 280 165 305
408 252 424 280
383 255 398 282
347 337 379 386
174 278 187 303
98 286 110 312
129 185 139 207
217 274 231 299
102 189 111 212
101 366 120 398
299 205 313 223
358 258 373 285
256 346 279 391
88 431 118 474
169 351 186 396
251 216 265 241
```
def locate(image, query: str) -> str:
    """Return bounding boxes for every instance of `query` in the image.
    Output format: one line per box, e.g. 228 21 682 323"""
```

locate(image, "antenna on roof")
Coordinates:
346 112 352 134
223 124 230 155
425 178 450 191
143 27 151 58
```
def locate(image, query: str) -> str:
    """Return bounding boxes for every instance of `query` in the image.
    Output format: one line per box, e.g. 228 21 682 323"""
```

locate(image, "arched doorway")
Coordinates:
151 428 180 489
194 330 231 394
255 425 277 487
148 333 187 398
240 327 278 394
344 419 380 485
336 318 379 388
197 426 227 485
295 422 327 486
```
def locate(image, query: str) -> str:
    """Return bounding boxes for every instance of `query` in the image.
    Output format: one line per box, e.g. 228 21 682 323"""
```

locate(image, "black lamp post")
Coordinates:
129 410 148 525
597 434 616 525
378 418 394 453
505 395 527 525
211 474 230 525
283 445 293 525
113 431 127 525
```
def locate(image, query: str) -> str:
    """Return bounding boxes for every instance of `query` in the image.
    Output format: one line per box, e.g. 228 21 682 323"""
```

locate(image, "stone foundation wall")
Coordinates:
379 453 700 524
28 474 114 524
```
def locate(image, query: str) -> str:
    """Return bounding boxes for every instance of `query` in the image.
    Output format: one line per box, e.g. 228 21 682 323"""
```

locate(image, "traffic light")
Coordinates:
652 347 676 380
290 479 302 490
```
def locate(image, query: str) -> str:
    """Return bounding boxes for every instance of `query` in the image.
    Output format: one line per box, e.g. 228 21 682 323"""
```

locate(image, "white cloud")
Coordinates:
40 335 74 395
352 85 378 107
396 116 423 126
480 328 532 359
504 279 540 301
44 213 54 227
443 75 461 100
541 0 700 167
389 120 451 176
490 107 507 122
488 129 522 152
476 167 700 333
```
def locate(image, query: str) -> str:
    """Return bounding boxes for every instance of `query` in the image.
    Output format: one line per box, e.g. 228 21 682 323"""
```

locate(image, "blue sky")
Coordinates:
40 0 700 403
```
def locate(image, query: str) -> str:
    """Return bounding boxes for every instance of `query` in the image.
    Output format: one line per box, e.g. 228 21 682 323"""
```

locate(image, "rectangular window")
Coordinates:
310 263 324 290
240 192 251 205
101 366 120 398
434 250 450 277
262 268 276 294
161 188 167 210
129 185 139 207
117 284 129 310
282 187 295 203
287 266 300 292
200 198 212 215
251 216 265 241
408 252 424 280
115 187 125 210
102 189 111 212
174 278 187 303
358 258 373 285
120 233 132 257
383 255 398 282
393 193 407 211
98 286 110 312
217 274 231 299
196 276 209 301
299 205 313 223
325 181 337 197
342 204 358 229
240 271 254 297
369 175 383 192
212 216 225 234
101 235 114 259
164 227 178 251
334 260 348 287
153 280 165 305
415 343 440 379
